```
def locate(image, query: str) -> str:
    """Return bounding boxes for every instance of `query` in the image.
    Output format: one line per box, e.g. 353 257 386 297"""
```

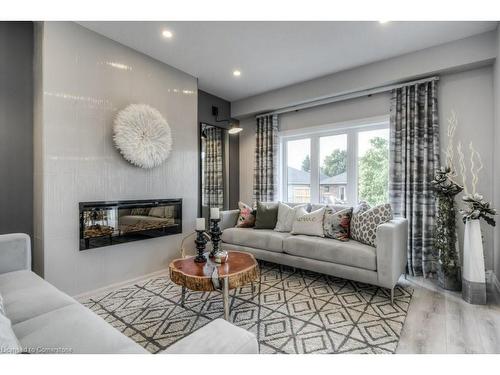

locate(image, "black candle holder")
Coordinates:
209 218 222 258
194 230 208 263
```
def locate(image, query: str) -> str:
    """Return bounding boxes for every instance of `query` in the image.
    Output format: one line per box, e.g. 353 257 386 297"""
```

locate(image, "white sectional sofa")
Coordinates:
0 233 258 354
220 204 408 302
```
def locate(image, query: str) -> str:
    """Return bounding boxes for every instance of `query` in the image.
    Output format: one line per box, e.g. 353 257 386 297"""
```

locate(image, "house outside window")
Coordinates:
280 116 390 207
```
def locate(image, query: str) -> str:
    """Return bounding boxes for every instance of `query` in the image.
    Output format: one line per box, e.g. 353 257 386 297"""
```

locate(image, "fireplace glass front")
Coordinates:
79 199 182 250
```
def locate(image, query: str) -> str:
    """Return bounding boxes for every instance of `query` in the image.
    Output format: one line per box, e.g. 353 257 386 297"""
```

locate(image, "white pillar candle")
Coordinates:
210 207 220 220
195 218 205 231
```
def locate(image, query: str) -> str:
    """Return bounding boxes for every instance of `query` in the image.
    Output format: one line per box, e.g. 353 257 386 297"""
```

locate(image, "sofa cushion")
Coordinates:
283 235 377 271
161 318 258 354
222 227 290 253
0 271 75 324
13 304 147 354
0 312 21 354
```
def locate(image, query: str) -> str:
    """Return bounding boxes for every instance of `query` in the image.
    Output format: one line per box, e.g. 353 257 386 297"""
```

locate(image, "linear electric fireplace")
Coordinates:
79 199 182 250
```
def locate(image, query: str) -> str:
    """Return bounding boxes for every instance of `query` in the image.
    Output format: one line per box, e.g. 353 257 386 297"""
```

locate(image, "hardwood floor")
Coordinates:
396 275 500 353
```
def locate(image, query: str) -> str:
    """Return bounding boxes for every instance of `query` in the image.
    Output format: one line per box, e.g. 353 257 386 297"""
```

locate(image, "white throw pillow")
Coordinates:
291 207 326 237
274 202 306 232
0 294 22 354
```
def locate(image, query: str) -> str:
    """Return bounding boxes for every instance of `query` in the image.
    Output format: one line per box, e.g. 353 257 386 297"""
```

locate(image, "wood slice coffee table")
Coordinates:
169 251 259 321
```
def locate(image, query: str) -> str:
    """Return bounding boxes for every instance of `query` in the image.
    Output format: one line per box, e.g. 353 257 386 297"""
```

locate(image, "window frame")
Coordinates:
279 115 389 206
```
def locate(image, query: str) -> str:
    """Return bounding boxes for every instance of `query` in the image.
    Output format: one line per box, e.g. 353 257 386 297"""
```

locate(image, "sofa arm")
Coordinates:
375 218 408 289
220 209 239 231
160 319 258 354
0 233 31 274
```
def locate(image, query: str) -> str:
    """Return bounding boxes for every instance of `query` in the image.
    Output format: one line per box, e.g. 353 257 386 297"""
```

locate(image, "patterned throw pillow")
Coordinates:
350 203 393 247
236 201 256 228
323 207 353 241
350 201 371 241
291 207 326 237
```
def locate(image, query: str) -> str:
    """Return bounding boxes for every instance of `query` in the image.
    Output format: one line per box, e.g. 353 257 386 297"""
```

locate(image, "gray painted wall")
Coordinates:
34 22 198 296
198 90 239 210
439 67 495 272
494 26 500 286
239 66 496 271
0 22 33 239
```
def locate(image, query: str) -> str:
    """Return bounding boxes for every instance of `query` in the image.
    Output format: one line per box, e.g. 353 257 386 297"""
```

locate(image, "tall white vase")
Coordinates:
462 219 487 304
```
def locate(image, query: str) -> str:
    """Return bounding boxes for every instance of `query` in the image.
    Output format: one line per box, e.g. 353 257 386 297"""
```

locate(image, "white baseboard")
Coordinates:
74 269 169 302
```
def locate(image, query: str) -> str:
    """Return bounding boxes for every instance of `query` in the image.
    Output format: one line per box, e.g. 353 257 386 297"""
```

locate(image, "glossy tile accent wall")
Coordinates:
34 22 198 295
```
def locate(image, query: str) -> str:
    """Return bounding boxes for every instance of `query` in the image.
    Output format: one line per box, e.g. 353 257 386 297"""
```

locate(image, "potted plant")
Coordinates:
431 166 463 291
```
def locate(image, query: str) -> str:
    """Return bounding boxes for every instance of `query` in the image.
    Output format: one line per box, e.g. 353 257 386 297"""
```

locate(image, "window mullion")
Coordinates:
347 130 358 206
310 136 320 204
282 140 288 202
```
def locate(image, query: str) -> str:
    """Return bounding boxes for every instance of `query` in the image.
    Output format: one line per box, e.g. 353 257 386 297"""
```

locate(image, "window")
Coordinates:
357 128 390 206
285 138 311 203
281 118 389 206
319 134 347 204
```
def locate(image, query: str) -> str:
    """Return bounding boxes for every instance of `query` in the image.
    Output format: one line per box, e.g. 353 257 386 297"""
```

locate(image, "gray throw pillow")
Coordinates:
254 202 279 229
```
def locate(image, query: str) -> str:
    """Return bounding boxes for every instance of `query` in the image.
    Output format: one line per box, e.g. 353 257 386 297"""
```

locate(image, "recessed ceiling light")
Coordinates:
233 70 241 77
162 29 173 39
378 20 390 24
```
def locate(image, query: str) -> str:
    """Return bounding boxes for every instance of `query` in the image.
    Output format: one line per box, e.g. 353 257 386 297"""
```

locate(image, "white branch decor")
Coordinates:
446 111 458 178
468 142 483 195
457 141 468 194
113 104 172 169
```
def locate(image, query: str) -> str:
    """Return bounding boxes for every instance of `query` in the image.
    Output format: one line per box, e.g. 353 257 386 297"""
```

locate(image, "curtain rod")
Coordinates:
255 75 439 119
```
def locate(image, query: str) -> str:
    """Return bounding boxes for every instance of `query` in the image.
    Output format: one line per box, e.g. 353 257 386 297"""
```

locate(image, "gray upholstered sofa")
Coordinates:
0 233 258 354
220 204 408 302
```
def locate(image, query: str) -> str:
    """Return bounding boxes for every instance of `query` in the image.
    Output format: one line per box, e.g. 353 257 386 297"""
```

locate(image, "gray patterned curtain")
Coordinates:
203 127 224 209
389 80 440 277
253 115 278 203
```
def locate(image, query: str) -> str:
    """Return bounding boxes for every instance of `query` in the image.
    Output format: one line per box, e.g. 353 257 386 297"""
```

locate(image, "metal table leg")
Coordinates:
181 286 186 307
223 277 229 321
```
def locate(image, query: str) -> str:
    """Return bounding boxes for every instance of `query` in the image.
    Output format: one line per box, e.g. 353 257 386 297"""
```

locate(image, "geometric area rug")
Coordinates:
81 261 413 354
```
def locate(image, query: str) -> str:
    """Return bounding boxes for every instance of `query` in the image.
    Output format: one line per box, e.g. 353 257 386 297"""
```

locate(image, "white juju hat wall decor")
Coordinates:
113 104 172 169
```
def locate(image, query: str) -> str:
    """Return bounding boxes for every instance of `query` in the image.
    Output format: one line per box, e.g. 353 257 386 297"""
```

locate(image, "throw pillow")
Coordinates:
0 295 22 354
254 202 279 229
291 207 326 237
236 201 256 228
350 203 393 246
274 202 307 232
350 201 371 241
323 207 353 241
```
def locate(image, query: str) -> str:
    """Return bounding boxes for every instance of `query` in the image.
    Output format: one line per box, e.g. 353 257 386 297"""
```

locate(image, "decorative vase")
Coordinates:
462 219 486 304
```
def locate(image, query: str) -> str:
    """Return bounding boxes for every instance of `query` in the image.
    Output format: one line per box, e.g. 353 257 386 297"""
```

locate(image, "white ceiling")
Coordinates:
78 21 497 101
